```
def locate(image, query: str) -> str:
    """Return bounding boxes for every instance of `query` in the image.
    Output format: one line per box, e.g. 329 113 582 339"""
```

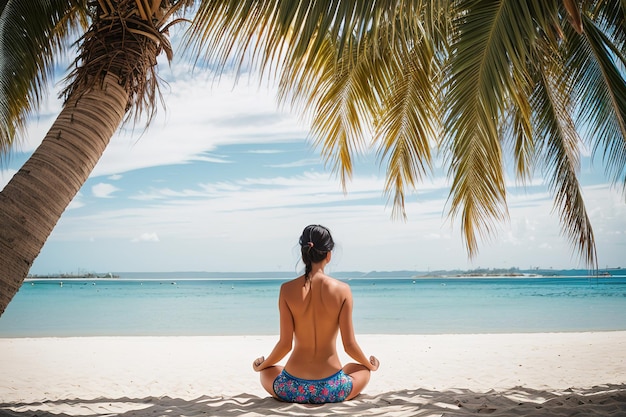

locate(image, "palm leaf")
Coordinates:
275 3 441 209
504 88 535 184
531 45 597 266
375 39 440 219
589 0 626 45
444 0 535 256
503 1 562 184
574 13 626 186
0 0 88 157
185 0 624 266
280 35 379 187
187 0 421 79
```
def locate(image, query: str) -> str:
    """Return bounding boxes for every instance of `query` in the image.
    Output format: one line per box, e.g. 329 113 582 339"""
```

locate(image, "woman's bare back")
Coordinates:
252 224 378 402
282 272 348 379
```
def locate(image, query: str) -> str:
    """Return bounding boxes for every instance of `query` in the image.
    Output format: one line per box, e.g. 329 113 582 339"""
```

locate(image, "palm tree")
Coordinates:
0 0 191 315
1 0 624 316
189 0 625 265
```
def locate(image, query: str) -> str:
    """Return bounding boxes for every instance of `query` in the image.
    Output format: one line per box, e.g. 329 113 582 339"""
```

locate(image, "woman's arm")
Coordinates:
338 285 379 371
253 284 294 371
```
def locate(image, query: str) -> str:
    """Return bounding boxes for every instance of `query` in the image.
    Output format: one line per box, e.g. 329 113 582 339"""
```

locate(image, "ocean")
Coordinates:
1 275 625 337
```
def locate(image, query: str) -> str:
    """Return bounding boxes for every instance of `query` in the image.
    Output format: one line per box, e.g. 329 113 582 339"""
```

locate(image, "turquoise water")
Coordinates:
1 276 625 337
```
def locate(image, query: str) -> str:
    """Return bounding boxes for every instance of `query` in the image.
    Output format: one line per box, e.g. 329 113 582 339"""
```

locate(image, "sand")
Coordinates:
1 332 625 416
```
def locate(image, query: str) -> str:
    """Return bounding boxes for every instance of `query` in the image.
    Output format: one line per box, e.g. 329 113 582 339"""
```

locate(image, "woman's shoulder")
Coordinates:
321 274 351 293
280 274 350 293
279 275 306 292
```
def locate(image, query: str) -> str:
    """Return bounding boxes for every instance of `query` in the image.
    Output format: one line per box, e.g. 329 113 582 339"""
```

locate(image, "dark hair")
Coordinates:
299 224 335 281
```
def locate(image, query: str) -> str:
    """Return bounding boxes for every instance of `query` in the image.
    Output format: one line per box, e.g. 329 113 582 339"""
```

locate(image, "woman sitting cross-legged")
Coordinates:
252 224 379 403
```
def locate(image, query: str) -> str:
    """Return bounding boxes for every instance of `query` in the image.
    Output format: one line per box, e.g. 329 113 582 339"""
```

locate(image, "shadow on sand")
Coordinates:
2 385 625 416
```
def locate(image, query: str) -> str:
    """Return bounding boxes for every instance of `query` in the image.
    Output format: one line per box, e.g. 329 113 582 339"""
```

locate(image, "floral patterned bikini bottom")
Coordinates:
273 369 353 404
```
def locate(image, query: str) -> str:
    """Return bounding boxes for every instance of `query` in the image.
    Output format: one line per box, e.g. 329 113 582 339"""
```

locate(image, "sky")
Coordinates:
1 31 625 275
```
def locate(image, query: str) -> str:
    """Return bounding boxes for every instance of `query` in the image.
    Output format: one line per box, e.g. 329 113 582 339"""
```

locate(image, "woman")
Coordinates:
252 224 379 403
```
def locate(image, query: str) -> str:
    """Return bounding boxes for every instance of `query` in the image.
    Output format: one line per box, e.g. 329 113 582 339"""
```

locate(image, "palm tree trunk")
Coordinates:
0 74 128 316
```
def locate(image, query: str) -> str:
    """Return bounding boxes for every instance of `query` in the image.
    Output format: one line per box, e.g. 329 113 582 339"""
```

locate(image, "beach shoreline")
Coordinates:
1 331 625 416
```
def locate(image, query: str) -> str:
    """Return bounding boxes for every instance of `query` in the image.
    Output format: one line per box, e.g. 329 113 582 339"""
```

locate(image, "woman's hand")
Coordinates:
368 355 380 371
252 356 265 372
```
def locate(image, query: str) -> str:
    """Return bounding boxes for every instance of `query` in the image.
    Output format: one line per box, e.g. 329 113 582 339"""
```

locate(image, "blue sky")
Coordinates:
1 33 625 275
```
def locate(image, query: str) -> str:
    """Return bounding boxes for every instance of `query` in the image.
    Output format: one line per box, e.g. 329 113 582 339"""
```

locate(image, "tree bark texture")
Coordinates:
0 75 128 315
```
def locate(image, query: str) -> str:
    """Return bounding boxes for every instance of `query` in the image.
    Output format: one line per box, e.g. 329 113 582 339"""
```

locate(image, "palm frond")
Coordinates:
503 1 562 184
375 38 440 219
504 89 535 184
532 47 597 266
563 0 583 33
444 0 537 256
589 0 626 46
185 0 624 266
572 13 626 187
187 1 421 79
0 0 88 157
274 3 442 207
279 35 380 187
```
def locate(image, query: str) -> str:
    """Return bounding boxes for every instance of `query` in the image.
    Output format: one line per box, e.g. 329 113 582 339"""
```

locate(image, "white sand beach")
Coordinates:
1 332 625 416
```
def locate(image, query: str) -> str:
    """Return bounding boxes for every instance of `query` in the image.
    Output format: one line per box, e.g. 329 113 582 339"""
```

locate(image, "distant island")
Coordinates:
27 272 119 279
26 266 623 280
416 267 552 278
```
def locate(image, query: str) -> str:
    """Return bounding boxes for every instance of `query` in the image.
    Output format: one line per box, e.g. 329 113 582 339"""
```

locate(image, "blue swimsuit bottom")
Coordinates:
273 369 353 404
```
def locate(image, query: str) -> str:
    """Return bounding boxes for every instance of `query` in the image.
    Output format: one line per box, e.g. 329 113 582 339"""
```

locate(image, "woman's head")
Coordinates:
299 224 334 280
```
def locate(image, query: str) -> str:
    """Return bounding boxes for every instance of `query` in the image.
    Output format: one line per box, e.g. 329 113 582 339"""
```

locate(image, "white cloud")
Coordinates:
108 174 123 180
131 232 160 243
248 149 285 154
87 71 308 178
14 55 307 182
267 159 320 168
67 198 85 210
92 183 120 198
35 170 625 272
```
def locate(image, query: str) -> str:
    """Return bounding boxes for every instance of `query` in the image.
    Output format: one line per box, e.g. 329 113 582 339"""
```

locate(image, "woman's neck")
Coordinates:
308 262 327 278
